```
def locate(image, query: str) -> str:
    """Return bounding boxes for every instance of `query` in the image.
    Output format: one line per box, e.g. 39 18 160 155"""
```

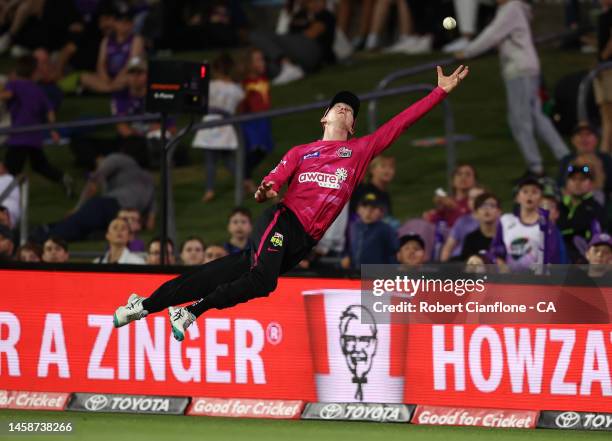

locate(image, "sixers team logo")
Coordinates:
337 147 352 158
298 168 349 189
270 232 284 247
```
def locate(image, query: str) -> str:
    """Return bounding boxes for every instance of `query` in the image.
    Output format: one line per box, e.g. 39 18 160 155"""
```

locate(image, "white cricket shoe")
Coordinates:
168 306 196 342
113 293 148 328
272 61 304 85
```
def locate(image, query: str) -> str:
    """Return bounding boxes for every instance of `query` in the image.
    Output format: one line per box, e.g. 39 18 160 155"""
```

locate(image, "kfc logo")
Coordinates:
339 305 378 401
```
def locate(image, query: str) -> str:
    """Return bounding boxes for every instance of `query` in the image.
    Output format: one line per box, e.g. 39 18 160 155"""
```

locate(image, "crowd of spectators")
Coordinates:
0 0 610 275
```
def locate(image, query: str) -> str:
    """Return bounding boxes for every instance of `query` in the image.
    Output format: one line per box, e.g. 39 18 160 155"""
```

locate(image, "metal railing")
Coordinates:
577 61 612 123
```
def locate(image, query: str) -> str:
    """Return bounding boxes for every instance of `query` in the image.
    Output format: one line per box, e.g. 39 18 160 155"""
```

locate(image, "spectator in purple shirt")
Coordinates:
0 55 71 194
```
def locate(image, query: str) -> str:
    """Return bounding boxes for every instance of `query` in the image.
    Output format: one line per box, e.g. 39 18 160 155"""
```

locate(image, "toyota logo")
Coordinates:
320 403 343 419
555 412 581 429
84 395 109 411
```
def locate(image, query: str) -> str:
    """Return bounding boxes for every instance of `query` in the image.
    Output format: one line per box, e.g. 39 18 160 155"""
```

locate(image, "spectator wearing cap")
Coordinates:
343 192 398 270
491 177 563 271
80 4 144 94
397 233 427 266
0 162 20 228
0 224 15 261
558 123 612 202
460 192 500 261
16 242 42 262
42 236 69 263
586 233 612 264
558 163 606 263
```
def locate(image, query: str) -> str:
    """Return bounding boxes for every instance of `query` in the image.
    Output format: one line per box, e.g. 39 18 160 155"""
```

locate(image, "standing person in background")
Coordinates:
0 55 72 195
240 48 274 194
365 0 432 54
595 0 612 153
456 0 569 179
224 207 253 254
192 53 244 202
180 236 206 266
335 0 375 51
80 4 144 94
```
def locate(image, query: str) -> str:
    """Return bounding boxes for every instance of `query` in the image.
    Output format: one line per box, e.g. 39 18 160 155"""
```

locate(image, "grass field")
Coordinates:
0 45 598 255
0 410 609 441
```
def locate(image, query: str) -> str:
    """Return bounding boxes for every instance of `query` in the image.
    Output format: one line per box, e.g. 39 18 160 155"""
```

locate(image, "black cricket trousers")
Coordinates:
142 204 316 317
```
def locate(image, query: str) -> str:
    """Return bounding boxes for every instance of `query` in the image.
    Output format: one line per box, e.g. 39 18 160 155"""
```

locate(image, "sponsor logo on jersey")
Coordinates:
270 233 284 247
337 147 352 158
303 152 320 160
297 168 349 189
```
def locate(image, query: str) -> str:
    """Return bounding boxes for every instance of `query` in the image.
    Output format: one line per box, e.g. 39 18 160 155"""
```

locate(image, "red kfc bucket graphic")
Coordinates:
303 289 406 403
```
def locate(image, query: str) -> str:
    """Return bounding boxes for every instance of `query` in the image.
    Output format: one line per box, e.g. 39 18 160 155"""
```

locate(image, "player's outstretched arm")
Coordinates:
437 65 469 94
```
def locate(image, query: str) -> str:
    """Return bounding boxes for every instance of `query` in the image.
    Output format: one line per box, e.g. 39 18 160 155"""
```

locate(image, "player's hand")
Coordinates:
437 65 469 93
254 181 278 203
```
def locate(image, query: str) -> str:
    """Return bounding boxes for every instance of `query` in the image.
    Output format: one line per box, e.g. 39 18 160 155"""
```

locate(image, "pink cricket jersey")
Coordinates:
262 87 448 240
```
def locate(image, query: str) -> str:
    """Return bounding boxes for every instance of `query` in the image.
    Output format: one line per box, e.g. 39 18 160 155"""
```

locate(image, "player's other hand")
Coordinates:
437 65 469 93
254 180 278 203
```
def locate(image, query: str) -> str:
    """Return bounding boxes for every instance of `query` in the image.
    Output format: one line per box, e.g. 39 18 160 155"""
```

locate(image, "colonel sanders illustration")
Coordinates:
339 305 378 401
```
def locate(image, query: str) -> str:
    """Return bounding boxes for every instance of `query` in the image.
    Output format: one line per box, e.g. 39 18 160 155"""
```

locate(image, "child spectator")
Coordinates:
595 0 612 152
16 242 42 262
424 163 477 227
240 48 274 194
42 236 69 263
456 0 569 177
558 123 612 200
180 236 206 266
94 218 145 264
117 207 145 252
80 5 144 93
344 193 398 269
203 244 229 264
350 155 395 218
440 185 484 261
557 164 606 263
225 207 252 254
460 192 500 260
491 177 564 271
0 224 14 261
146 237 176 265
192 53 244 202
396 233 427 266
540 179 569 264
0 55 71 194
586 233 612 266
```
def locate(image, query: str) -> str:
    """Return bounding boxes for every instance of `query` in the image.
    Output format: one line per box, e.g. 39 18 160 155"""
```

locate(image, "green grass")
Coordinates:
0 48 596 254
0 410 609 441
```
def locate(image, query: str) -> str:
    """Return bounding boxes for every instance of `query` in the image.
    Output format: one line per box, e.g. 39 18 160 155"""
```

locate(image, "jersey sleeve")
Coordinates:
262 147 300 193
361 87 448 157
